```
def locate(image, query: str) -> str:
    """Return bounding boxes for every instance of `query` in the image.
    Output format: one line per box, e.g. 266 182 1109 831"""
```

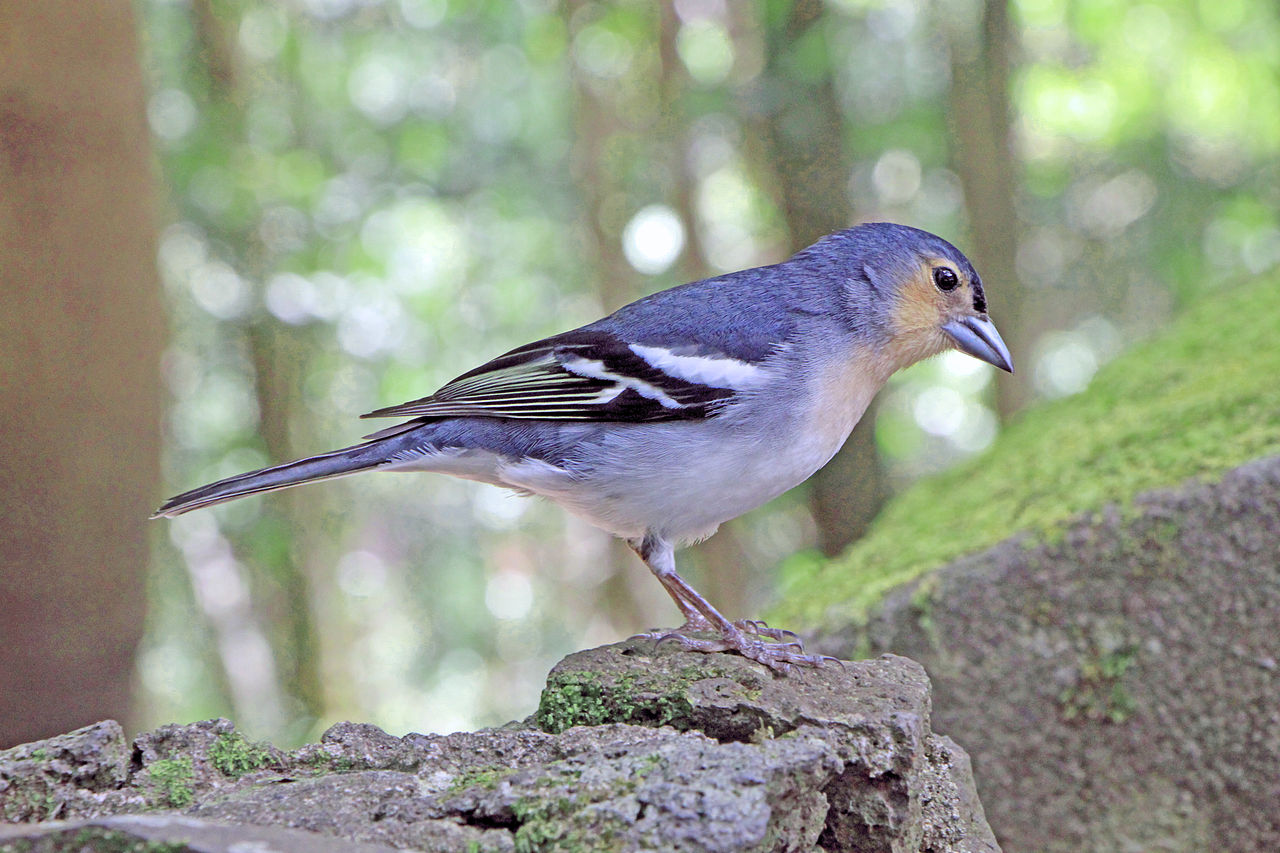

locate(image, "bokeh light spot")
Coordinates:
485 570 534 621
677 21 735 85
148 89 197 142
622 205 686 275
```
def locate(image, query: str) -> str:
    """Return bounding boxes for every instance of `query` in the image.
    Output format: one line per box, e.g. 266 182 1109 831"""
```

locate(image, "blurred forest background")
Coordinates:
1 0 1277 747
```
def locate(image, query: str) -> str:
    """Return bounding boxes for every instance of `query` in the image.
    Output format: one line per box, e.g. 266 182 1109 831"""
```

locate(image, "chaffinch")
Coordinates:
156 222 1012 671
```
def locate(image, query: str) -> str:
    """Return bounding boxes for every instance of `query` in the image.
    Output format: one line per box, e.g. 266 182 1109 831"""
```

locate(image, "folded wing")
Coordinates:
362 329 767 423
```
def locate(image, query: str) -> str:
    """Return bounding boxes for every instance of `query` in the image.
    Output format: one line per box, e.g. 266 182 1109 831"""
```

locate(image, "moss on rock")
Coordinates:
144 757 195 809
776 277 1280 629
208 732 271 779
536 658 720 734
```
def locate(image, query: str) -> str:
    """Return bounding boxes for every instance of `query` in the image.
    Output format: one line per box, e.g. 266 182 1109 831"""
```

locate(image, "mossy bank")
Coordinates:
787 276 1280 852
775 276 1280 630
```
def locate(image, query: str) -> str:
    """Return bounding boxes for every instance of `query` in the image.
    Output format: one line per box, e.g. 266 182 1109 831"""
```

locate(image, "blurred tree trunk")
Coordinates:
754 0 889 556
563 0 669 631
0 2 162 745
655 2 755 618
656 3 711 286
945 0 1027 418
188 0 325 730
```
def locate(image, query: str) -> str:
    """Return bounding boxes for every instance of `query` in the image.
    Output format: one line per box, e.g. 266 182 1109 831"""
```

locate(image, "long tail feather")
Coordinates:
152 440 392 518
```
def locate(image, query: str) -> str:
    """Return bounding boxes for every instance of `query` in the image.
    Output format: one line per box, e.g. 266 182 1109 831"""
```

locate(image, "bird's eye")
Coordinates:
932 266 959 292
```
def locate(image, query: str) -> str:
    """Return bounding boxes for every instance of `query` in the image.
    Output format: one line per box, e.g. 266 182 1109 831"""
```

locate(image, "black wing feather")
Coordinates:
362 329 735 423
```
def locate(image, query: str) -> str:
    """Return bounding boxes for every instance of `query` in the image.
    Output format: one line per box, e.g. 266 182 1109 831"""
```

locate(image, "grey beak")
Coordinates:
943 316 1014 373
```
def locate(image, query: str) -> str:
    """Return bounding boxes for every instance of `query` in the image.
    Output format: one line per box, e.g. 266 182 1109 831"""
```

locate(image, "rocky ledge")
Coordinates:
0 641 998 852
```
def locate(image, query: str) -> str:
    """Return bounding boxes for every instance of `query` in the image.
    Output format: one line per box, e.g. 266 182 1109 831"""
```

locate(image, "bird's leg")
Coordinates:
627 533 830 673
629 541 715 632
626 535 801 642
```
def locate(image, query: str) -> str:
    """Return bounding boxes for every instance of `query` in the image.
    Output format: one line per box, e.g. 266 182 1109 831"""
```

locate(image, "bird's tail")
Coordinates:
152 436 399 518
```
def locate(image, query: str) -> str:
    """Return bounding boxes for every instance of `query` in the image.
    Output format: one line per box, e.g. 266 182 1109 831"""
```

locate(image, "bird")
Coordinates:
154 222 1012 672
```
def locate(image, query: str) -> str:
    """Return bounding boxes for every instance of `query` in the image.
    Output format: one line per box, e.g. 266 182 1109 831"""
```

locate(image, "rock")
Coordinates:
0 720 141 822
827 455 1280 853
0 642 999 852
0 813 407 852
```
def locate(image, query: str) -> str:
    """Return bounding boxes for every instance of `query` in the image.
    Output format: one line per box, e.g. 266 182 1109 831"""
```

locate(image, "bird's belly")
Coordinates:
502 406 862 545
388 355 883 545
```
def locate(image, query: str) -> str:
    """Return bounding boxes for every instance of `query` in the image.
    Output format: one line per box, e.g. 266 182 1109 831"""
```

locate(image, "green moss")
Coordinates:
1059 646 1139 724
536 671 608 733
208 731 270 779
301 750 355 774
145 757 195 809
775 277 1280 628
511 794 625 853
512 796 574 852
12 829 190 853
1 784 59 822
445 765 515 795
634 752 665 776
535 663 733 734
56 829 189 853
909 573 941 644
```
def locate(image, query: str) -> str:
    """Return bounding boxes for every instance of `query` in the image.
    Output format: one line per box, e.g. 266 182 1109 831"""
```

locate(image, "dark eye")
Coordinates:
932 266 959 292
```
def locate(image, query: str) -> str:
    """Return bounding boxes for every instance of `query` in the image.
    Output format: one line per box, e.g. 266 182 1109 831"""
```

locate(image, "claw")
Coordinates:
731 619 803 646
637 620 832 674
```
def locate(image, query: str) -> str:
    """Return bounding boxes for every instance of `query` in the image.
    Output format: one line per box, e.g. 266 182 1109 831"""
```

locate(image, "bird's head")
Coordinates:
822 223 1014 375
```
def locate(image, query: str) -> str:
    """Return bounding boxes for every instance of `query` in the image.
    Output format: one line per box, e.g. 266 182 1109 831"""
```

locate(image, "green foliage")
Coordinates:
778 276 1280 627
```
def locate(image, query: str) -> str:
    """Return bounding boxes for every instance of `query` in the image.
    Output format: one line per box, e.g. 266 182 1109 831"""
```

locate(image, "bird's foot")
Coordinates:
639 616 799 644
732 618 802 644
637 619 836 674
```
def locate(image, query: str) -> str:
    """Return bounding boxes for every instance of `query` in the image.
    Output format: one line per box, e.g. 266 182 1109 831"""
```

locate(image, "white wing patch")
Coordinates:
628 344 767 390
561 355 684 409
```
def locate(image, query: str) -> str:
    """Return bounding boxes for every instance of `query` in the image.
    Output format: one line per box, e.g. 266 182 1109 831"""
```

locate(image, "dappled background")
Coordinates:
140 0 1280 742
2 0 1276 748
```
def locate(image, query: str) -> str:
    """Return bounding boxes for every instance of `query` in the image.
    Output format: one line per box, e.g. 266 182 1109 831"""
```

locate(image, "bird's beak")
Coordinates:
943 315 1014 373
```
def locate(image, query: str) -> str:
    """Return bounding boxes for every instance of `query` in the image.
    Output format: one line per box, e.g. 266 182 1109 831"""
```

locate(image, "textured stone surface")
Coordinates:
0 814 406 852
0 643 998 852
0 720 141 822
822 455 1280 853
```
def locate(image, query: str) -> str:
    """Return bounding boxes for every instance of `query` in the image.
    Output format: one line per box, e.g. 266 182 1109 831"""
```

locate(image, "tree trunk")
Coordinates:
184 0 325 730
755 0 889 555
562 0 669 631
945 0 1027 418
0 2 162 746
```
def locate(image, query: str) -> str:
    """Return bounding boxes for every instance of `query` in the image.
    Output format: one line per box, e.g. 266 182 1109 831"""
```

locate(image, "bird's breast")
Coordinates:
789 346 890 469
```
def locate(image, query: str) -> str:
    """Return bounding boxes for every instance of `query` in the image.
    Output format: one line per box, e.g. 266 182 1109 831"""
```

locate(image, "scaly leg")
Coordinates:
627 533 832 673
